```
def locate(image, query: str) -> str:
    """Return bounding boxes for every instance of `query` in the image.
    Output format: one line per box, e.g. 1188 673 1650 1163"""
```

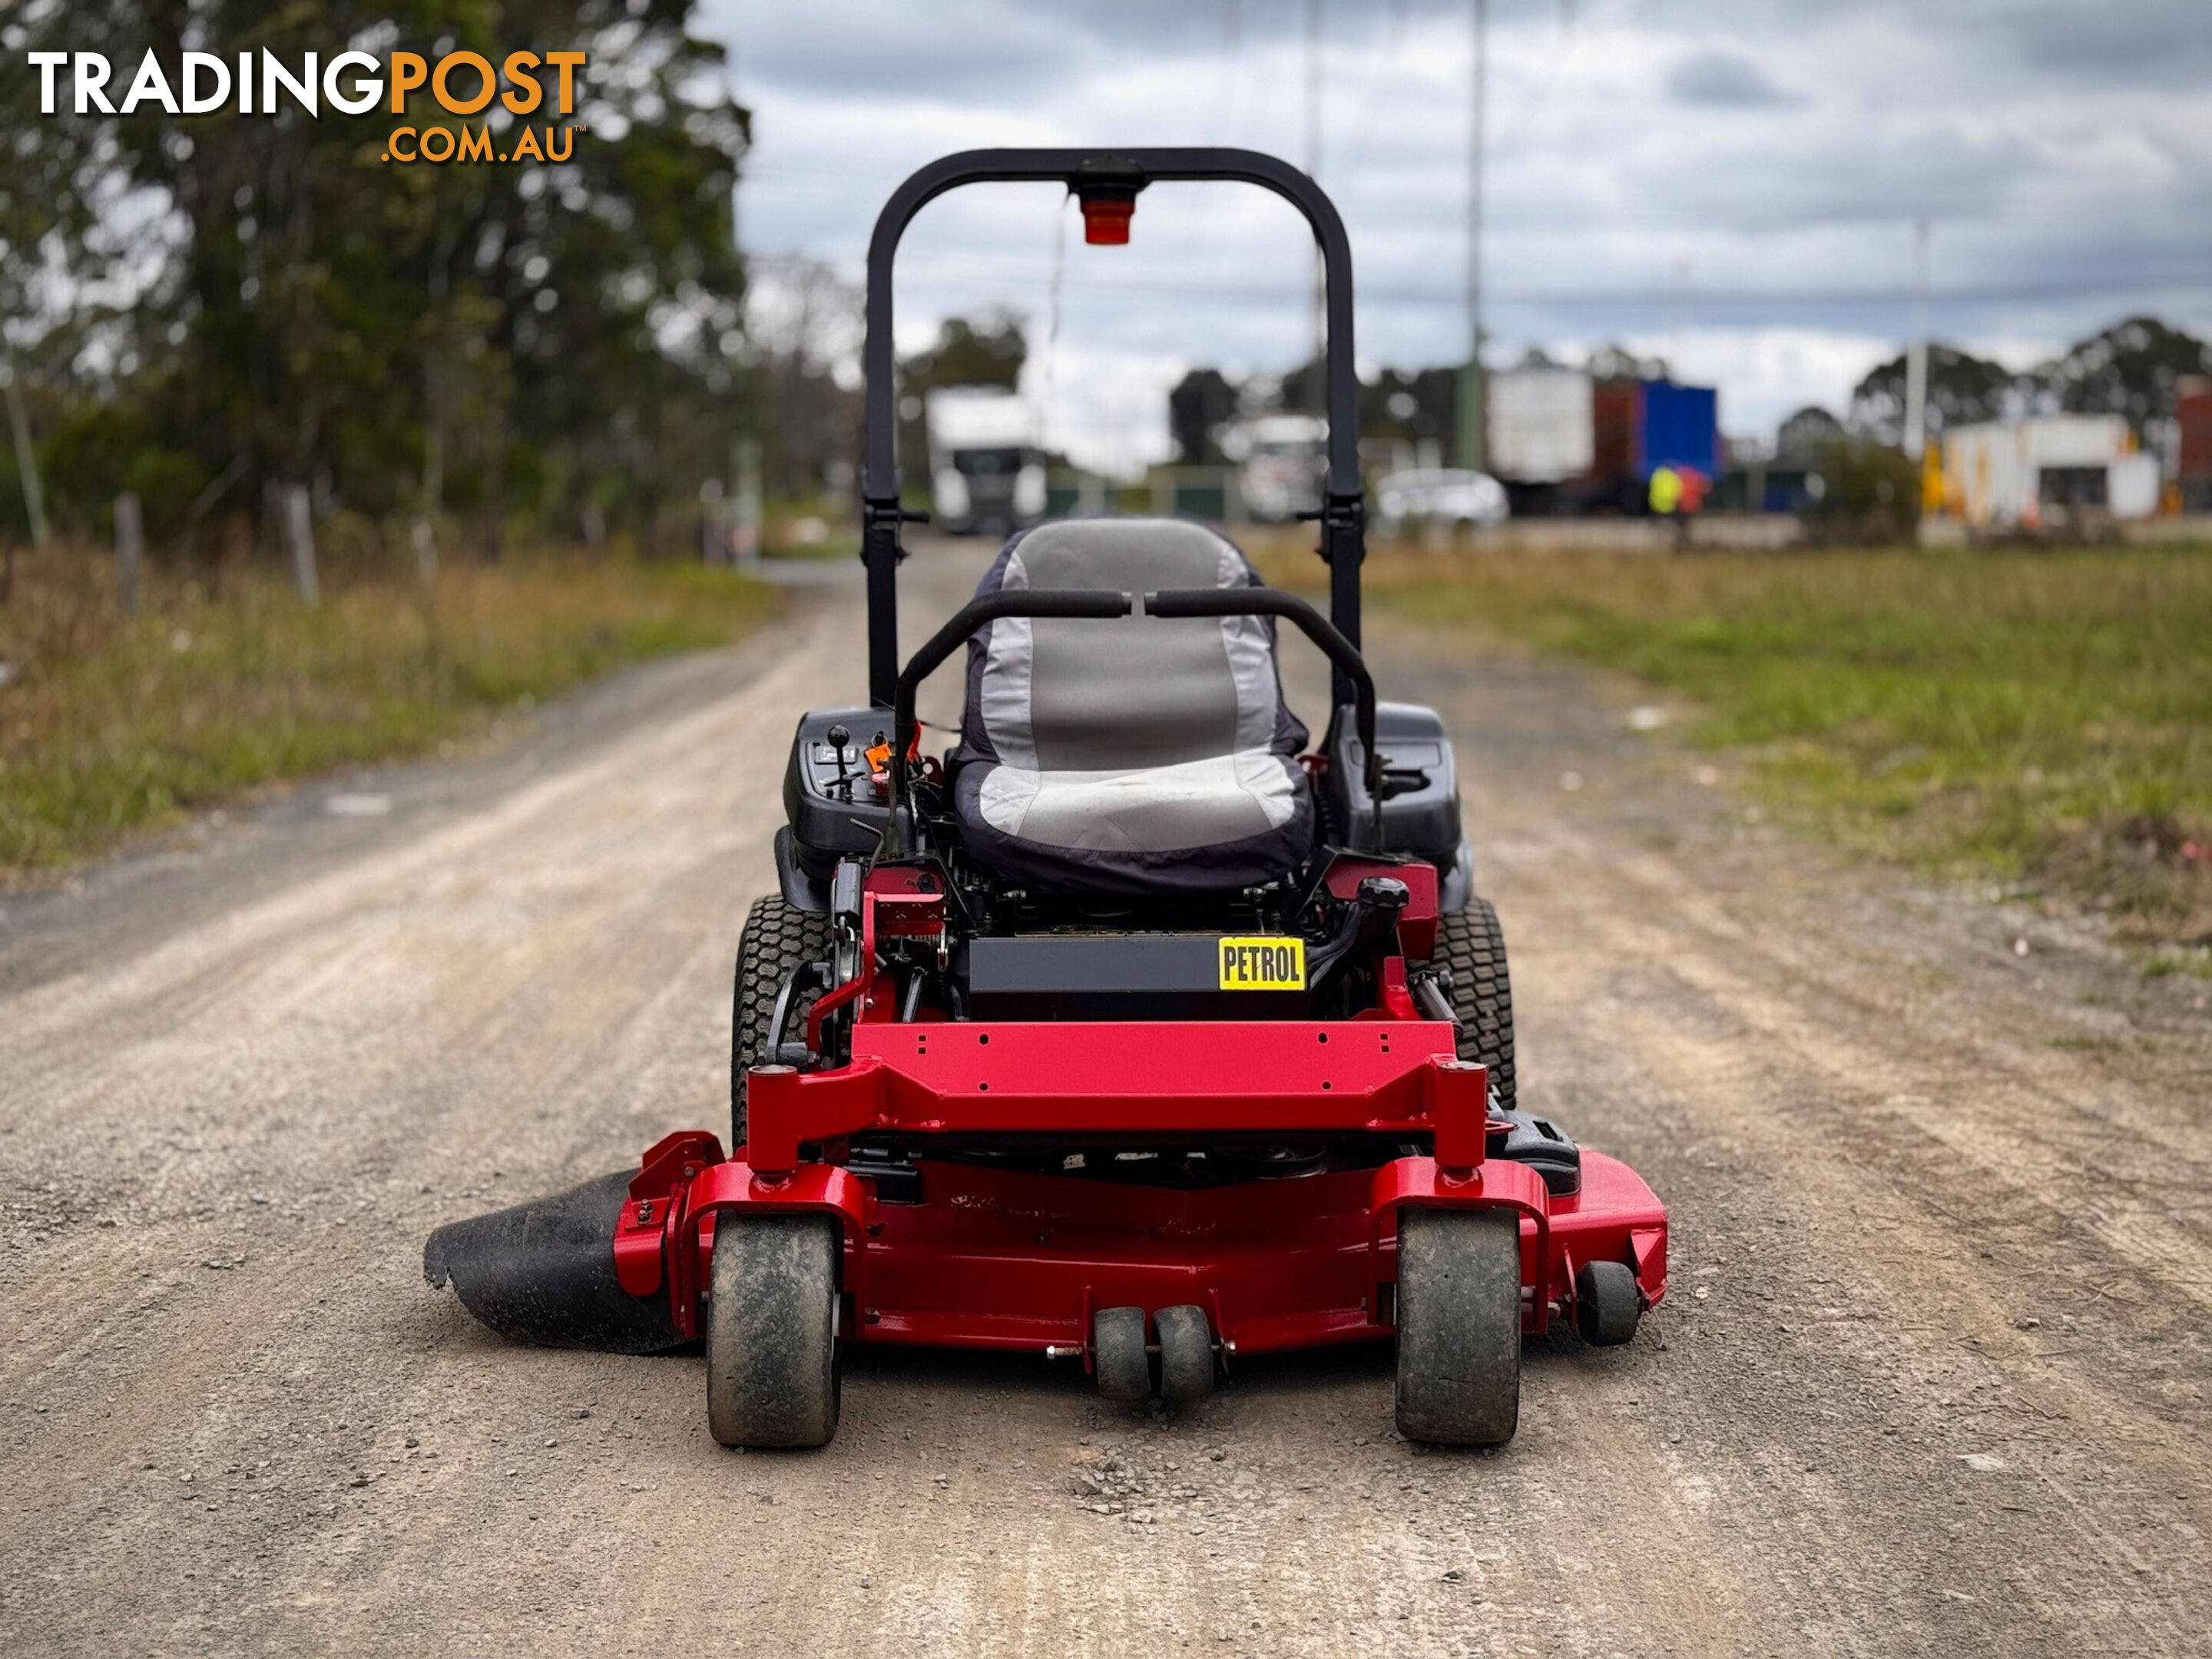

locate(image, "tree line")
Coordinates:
1838 315 2211 452
1 0 748 571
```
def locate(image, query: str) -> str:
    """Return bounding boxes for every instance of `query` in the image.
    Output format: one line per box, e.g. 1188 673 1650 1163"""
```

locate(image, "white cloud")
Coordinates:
708 0 2212 464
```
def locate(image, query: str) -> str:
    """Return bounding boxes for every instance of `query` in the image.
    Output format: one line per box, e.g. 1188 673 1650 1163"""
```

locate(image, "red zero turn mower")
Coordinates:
425 150 1668 1448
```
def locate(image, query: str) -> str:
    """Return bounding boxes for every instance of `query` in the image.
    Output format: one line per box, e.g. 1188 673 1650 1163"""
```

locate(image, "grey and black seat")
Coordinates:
949 518 1315 896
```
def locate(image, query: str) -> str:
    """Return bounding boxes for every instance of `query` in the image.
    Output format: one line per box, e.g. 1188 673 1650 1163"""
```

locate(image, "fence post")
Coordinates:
731 437 762 567
410 515 439 582
114 491 144 619
1 352 49 549
698 477 728 564
283 484 319 606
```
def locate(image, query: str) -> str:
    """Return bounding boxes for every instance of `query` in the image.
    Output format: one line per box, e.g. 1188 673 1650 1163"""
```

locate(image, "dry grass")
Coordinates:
0 543 780 874
1262 537 2212 949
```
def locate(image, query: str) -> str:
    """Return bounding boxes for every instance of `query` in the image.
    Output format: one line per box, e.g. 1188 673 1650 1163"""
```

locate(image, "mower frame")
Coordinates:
427 148 1671 1445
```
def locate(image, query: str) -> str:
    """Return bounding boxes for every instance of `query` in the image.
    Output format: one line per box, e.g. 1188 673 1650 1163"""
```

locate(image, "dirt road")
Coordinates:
4 539 2207 1656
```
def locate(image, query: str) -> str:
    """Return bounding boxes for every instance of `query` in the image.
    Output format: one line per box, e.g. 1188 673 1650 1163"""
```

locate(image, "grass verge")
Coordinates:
0 546 780 875
1291 541 2212 948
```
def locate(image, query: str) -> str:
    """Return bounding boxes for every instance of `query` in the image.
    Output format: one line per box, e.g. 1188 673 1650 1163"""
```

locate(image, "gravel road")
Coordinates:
3 538 2207 1656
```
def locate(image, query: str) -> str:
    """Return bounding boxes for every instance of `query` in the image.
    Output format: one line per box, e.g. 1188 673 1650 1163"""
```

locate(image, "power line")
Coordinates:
872 260 2212 310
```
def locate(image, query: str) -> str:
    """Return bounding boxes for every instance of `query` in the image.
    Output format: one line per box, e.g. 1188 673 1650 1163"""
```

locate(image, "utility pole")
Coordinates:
1902 218 1930 461
1458 0 1487 472
1305 0 1326 408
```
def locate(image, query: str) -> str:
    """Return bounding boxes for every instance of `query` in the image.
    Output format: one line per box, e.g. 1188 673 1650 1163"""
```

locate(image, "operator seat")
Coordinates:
950 518 1314 896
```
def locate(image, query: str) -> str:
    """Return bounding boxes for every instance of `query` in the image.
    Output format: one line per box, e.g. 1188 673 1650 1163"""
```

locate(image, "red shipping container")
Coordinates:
2178 376 2212 482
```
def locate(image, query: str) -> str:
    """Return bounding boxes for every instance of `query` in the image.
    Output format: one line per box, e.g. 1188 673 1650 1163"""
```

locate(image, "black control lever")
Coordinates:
1305 875 1409 1001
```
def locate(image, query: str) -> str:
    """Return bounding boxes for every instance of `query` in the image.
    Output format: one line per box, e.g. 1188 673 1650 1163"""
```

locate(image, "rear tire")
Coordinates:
1154 1305 1214 1406
1433 897 1515 1112
1394 1207 1522 1446
1094 1306 1150 1403
706 1214 841 1449
732 896 833 1147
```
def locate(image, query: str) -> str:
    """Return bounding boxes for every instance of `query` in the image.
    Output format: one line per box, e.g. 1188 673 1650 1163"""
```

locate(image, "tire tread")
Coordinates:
705 1214 840 1448
1434 897 1515 1112
731 895 833 1144
1394 1206 1523 1445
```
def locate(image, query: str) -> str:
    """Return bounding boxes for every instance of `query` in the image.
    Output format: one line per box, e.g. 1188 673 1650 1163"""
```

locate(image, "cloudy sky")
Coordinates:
700 0 2212 472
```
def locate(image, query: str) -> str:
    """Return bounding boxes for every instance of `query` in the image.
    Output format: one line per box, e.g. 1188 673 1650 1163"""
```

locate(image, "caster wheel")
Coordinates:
1094 1306 1150 1403
1394 1206 1522 1446
1154 1305 1214 1406
1575 1260 1641 1346
706 1214 841 1449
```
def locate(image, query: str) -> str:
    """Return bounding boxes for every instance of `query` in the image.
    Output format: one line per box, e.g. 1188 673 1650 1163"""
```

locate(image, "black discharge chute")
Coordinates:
423 1171 684 1354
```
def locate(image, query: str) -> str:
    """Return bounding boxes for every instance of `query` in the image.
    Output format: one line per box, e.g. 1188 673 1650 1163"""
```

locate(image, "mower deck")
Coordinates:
605 1018 1667 1363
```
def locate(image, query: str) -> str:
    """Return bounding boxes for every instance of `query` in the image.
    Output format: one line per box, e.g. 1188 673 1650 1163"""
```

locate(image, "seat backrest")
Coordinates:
960 518 1306 776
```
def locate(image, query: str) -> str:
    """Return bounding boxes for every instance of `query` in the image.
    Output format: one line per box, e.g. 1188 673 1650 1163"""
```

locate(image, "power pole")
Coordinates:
1305 0 1326 406
1458 0 1488 472
1902 218 1930 460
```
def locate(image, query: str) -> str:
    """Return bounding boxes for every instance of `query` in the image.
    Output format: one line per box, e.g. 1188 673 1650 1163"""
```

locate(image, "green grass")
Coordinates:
1346 542 2212 943
0 547 780 873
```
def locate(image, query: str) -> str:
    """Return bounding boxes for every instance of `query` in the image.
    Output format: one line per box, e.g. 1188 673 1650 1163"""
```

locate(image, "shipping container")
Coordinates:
2179 376 2212 511
1640 382 1722 480
1487 364 1594 483
1569 379 1720 512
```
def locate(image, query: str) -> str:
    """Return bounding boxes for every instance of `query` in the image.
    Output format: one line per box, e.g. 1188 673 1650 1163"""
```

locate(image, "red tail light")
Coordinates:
1081 194 1134 245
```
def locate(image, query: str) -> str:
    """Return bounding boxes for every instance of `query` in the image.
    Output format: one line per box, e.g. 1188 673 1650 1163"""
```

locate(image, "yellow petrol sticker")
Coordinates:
1217 935 1306 991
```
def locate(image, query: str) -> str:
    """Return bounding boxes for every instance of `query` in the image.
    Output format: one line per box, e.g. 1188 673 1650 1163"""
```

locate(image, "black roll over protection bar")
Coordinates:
882 588 1381 858
859 147 1367 714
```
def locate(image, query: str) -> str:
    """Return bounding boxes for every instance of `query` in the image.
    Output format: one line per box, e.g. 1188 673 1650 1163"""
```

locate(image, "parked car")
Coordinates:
1373 467 1509 533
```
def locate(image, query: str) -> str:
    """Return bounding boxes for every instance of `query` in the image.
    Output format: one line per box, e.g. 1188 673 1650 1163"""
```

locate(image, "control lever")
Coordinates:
826 723 853 797
1305 875 1410 1000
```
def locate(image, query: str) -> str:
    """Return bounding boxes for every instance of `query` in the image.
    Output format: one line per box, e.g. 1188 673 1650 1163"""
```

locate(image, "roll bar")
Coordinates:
859 148 1367 711
882 587 1381 859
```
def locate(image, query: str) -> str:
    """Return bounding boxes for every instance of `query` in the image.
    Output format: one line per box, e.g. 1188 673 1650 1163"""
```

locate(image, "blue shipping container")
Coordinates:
1637 382 1721 480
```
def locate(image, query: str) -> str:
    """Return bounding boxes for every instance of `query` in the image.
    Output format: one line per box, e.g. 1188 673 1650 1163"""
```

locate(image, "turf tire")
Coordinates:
1575 1260 1642 1347
1094 1306 1151 1404
1394 1206 1522 1446
731 895 833 1147
706 1214 841 1449
1154 1305 1215 1406
1433 896 1515 1113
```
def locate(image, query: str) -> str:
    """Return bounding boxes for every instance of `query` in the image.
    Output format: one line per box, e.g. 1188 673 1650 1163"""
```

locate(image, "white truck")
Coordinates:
1942 414 2161 531
1221 412 1326 522
926 388 1048 538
